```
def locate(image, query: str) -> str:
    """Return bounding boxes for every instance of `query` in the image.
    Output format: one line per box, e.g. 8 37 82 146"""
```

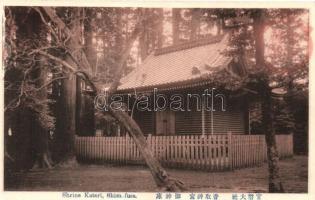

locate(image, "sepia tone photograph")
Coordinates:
3 6 308 194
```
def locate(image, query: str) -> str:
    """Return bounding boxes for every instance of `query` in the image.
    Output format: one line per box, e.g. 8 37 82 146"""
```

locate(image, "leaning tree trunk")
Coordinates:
253 9 284 192
96 17 187 190
37 7 187 191
107 108 186 191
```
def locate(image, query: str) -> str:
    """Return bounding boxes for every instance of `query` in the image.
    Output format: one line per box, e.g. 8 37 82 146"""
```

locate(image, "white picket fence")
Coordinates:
75 134 293 171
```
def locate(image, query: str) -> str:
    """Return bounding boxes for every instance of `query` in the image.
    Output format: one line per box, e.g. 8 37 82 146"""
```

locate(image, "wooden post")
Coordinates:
117 125 121 137
201 99 205 137
227 132 232 170
211 88 215 135
248 109 251 135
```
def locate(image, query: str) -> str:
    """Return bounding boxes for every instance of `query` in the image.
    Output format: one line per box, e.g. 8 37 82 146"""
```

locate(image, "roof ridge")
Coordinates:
154 34 225 56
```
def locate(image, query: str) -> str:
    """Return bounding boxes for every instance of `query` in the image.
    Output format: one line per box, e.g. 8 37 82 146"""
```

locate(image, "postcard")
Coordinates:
1 1 313 200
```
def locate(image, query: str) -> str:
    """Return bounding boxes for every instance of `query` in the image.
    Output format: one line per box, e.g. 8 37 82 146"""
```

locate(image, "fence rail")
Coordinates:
75 134 293 171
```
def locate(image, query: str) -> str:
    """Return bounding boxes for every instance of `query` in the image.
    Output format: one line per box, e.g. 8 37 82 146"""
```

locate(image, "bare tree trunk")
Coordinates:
156 8 164 48
285 10 294 66
107 109 186 191
190 9 200 40
216 19 222 35
84 8 97 75
172 8 180 44
32 61 53 170
54 8 83 166
8 8 54 170
58 73 78 165
4 111 15 168
139 9 149 61
253 10 265 68
253 9 284 193
260 81 284 192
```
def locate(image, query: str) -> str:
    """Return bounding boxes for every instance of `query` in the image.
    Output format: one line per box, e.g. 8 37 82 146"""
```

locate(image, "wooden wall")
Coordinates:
175 109 246 135
175 110 202 134
131 89 248 135
156 110 175 135
133 111 155 135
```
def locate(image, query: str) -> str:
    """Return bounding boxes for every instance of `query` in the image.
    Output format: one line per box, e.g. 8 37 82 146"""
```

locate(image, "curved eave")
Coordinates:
116 74 224 95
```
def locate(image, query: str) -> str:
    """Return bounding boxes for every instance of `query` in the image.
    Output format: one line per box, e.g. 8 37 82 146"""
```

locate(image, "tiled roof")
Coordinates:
118 34 232 92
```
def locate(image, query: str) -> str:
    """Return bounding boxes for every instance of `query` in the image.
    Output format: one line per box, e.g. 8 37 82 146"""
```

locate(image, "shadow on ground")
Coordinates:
4 155 307 193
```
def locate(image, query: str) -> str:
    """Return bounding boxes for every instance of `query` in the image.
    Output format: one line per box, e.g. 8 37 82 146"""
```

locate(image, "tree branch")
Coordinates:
35 50 99 94
31 8 186 191
37 50 76 71
107 14 144 95
41 7 93 74
29 76 68 92
4 63 34 112
33 7 59 42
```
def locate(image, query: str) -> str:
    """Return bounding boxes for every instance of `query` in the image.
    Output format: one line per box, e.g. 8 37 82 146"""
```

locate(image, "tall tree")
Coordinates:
172 8 180 44
190 9 201 40
221 8 303 192
53 8 85 165
4 7 56 169
156 8 164 48
252 9 284 192
139 8 164 60
30 7 186 191
265 9 308 154
139 9 150 60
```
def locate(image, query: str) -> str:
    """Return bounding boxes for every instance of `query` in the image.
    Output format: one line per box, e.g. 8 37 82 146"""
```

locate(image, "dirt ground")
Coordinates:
4 155 307 193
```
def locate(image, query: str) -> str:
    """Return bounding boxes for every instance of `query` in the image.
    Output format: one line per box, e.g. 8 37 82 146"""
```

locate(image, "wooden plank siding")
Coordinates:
75 134 293 171
130 92 247 136
207 110 246 134
175 109 246 135
175 110 202 134
133 111 155 135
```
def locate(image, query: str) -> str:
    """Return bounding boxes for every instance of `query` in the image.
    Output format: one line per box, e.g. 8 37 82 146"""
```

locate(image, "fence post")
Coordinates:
289 133 294 156
126 134 130 162
147 134 152 158
228 132 233 170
